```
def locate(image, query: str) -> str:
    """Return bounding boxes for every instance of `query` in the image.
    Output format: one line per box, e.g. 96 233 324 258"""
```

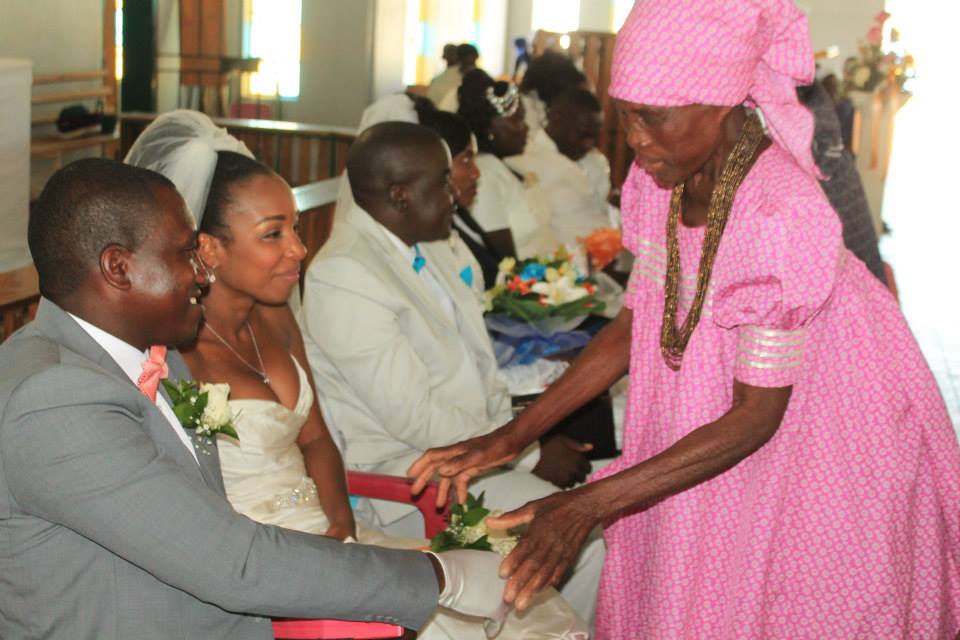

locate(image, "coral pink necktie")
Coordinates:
137 345 169 402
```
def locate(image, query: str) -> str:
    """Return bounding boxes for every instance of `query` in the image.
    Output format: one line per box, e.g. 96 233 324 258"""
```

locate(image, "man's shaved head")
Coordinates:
346 121 455 245
346 121 447 209
29 158 178 302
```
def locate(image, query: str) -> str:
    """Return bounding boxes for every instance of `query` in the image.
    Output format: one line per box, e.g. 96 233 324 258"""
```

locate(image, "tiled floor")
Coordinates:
878 93 960 430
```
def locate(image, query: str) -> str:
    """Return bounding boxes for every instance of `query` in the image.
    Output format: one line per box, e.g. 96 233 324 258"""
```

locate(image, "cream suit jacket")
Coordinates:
299 203 533 523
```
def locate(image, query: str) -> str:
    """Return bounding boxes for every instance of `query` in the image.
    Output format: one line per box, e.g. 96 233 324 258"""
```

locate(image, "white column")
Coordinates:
0 59 32 271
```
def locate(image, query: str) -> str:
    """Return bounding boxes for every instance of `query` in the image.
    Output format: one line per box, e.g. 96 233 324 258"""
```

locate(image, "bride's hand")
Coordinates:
324 519 357 541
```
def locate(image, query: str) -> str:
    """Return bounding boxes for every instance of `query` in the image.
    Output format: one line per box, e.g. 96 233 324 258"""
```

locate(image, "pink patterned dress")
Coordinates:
591 145 960 638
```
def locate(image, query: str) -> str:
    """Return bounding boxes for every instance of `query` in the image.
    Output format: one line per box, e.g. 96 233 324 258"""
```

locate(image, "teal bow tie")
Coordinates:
412 245 426 273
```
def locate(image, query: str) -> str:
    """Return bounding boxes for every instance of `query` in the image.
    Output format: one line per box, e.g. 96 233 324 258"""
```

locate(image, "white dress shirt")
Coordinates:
472 153 558 259
68 314 199 463
505 129 613 247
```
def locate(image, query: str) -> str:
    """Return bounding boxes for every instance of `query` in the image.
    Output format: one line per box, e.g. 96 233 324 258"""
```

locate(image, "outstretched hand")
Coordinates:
485 489 599 611
407 429 522 507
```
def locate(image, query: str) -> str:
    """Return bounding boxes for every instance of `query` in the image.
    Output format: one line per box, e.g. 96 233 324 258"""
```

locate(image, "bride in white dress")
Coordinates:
125 110 588 640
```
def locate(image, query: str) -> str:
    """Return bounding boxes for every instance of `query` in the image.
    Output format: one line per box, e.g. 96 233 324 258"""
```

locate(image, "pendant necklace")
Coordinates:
205 320 271 385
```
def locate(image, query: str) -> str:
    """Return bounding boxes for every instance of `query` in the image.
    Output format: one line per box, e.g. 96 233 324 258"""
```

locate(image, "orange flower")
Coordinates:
580 228 624 271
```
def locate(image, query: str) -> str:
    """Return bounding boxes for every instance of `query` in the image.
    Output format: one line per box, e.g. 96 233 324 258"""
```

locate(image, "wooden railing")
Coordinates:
532 30 632 190
120 113 356 188
0 265 40 343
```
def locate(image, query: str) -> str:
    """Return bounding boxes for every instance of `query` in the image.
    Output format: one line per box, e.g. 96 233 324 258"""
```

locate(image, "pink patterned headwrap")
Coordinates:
610 0 818 177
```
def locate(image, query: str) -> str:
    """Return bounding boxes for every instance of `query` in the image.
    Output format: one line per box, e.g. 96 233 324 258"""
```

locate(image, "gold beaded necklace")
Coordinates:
659 112 765 370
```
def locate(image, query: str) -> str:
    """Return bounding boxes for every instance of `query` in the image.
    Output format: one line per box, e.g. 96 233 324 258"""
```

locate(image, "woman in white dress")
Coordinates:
125 110 587 640
458 70 558 260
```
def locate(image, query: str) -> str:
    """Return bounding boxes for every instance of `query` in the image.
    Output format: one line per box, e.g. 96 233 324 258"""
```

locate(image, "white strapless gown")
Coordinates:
217 359 589 639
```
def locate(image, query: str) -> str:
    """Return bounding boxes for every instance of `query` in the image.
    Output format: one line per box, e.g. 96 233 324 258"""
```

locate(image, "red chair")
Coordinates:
272 471 450 640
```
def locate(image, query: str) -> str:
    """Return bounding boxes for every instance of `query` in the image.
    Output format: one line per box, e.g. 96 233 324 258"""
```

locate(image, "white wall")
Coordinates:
156 0 180 113
798 0 886 77
0 1 103 74
0 0 105 197
372 0 407 100
278 1 375 127
578 0 612 32
0 59 32 270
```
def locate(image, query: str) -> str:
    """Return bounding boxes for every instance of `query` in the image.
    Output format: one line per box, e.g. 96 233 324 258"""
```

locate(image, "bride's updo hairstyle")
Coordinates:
457 69 500 154
200 151 275 242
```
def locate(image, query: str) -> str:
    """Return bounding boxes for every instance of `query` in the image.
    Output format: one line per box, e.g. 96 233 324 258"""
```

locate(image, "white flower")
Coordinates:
545 267 560 283
531 275 590 306
497 257 516 275
199 382 233 428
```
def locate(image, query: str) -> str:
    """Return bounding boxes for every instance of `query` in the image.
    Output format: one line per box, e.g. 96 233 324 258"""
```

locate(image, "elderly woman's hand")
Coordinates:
485 487 600 611
408 428 525 507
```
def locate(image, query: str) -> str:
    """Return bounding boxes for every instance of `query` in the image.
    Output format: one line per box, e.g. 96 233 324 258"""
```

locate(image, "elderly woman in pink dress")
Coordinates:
409 0 960 637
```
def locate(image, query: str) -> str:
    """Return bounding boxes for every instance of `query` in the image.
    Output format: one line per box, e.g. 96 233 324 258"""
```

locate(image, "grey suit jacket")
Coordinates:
0 299 437 639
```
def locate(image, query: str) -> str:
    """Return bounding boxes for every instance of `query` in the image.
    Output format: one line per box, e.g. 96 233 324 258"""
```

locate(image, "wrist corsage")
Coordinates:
430 492 518 557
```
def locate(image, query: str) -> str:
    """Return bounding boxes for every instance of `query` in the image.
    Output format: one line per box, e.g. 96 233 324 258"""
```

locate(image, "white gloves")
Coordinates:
429 549 511 628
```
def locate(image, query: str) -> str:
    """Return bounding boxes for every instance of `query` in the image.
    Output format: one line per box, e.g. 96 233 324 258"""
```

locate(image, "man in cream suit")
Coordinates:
299 122 604 624
0 158 505 639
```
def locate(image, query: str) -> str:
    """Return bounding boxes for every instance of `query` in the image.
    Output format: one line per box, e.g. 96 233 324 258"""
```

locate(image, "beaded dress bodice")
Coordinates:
216 358 329 533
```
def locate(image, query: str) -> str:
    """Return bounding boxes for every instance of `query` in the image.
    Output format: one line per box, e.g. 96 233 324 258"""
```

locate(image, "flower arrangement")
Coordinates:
484 250 605 324
844 11 914 93
579 228 623 272
161 380 239 444
429 492 518 557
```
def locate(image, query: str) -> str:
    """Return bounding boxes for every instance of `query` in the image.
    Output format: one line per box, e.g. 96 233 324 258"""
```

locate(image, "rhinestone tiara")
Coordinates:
485 84 520 117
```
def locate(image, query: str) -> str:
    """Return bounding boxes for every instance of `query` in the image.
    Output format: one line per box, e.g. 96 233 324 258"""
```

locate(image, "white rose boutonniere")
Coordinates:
161 380 239 452
198 383 233 436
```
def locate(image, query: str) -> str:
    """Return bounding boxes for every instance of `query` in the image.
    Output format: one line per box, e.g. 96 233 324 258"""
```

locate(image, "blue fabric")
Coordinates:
459 265 474 287
412 245 426 273
490 331 593 367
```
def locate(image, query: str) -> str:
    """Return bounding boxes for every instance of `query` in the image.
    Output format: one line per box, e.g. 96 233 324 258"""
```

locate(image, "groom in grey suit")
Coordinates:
0 159 501 639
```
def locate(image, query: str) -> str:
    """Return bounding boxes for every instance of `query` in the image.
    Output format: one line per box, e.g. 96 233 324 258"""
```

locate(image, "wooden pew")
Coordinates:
0 265 40 343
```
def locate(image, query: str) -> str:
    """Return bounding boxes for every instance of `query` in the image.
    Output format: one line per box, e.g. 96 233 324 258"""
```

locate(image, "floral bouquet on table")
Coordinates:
484 249 606 367
484 249 605 332
430 492 518 557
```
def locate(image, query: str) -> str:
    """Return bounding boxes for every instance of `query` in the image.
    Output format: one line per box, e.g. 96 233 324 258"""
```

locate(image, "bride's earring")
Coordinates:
199 257 217 284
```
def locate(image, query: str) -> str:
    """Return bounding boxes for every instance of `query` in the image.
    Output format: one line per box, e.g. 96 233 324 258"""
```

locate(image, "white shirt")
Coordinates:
472 153 557 259
68 314 200 463
379 225 458 326
506 129 613 247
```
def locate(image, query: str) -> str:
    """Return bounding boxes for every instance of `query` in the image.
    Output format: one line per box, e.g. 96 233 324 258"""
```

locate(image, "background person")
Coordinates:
418 108 504 288
506 87 614 246
426 44 462 110
458 70 557 259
